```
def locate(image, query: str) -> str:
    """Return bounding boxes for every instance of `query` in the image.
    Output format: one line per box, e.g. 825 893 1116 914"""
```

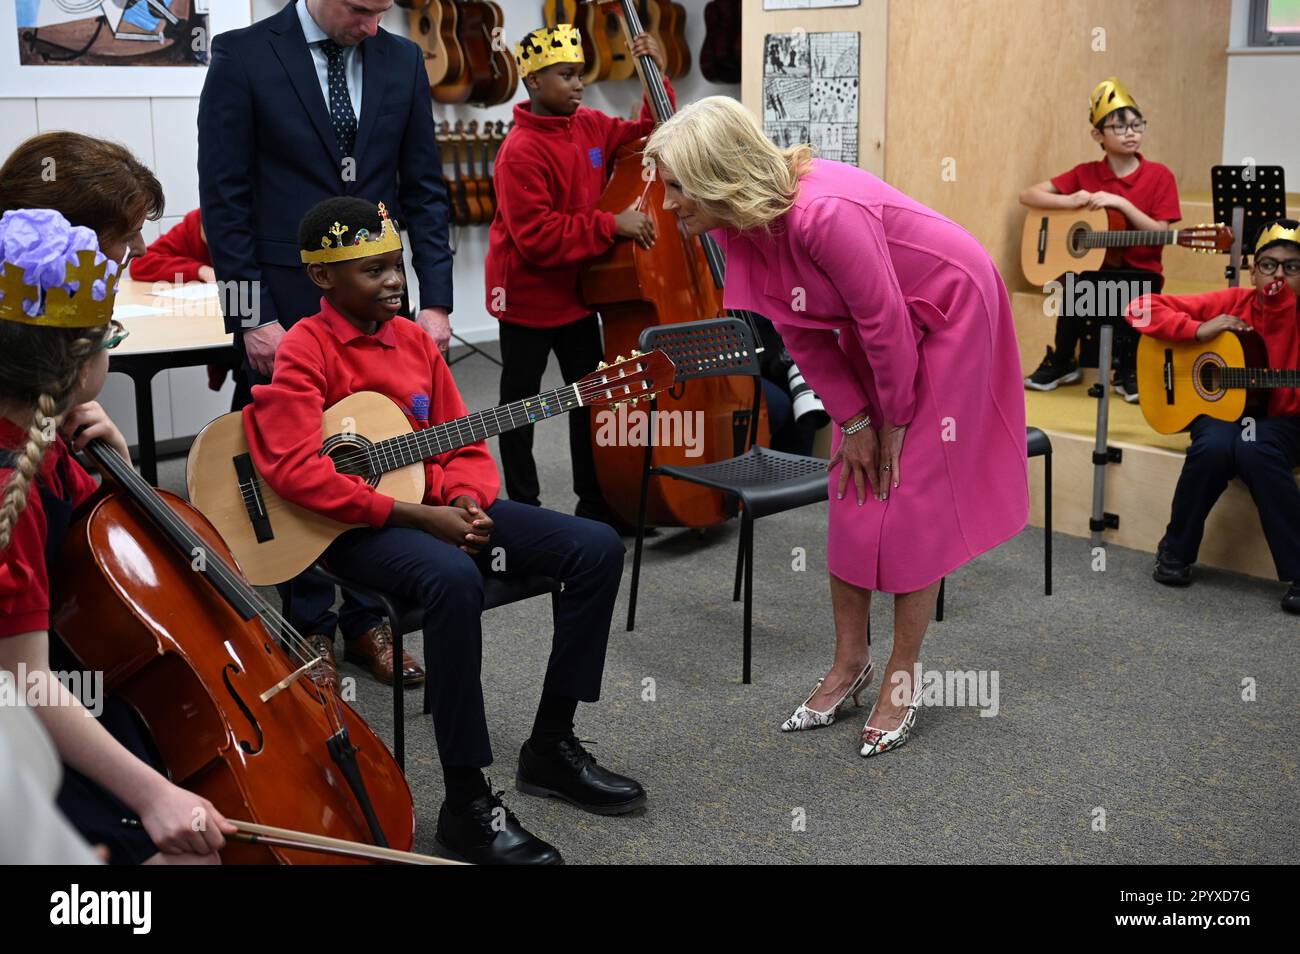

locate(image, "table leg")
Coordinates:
133 370 158 485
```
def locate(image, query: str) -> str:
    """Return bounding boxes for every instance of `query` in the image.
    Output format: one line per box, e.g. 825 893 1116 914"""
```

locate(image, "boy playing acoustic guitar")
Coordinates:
1124 219 1300 613
243 197 646 864
1021 76 1181 402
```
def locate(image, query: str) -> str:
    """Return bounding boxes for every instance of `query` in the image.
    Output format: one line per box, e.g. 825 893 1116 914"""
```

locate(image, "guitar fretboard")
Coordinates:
1220 368 1300 390
1083 229 1178 249
349 384 583 476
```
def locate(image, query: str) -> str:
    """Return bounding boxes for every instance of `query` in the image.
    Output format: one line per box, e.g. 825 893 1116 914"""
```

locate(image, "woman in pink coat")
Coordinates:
646 98 1028 757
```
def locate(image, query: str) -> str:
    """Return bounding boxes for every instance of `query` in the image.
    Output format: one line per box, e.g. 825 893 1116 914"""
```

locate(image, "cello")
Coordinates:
580 0 768 529
52 439 417 864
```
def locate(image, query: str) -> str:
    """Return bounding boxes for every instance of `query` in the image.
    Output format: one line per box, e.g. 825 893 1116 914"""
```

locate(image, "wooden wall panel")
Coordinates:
884 0 1231 291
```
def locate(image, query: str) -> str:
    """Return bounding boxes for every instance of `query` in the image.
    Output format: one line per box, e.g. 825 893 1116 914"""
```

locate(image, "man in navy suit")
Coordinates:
198 0 448 690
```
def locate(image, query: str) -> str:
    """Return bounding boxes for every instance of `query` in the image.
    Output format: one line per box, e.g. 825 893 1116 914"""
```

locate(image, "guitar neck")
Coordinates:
367 384 583 474
1221 368 1300 390
1083 229 1179 249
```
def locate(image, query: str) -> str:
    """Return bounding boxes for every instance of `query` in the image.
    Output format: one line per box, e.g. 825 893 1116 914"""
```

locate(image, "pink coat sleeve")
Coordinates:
797 197 919 426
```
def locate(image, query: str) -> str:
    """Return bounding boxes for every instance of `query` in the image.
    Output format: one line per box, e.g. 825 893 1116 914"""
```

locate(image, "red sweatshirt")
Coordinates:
485 82 675 329
129 209 211 284
243 300 500 528
1125 282 1300 418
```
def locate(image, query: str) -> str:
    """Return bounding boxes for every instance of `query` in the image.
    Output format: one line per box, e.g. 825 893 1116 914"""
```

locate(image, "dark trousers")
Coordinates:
1052 269 1163 374
237 263 385 639
497 313 605 511
322 499 624 768
1161 415 1300 581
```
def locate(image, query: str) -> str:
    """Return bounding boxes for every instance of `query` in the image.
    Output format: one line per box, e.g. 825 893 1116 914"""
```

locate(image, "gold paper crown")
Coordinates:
0 250 119 329
514 24 583 78
300 201 403 264
1255 221 1300 254
1090 76 1140 127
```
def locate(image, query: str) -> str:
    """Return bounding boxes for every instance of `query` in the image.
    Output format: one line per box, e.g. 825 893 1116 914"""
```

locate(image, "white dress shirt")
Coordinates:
296 0 363 121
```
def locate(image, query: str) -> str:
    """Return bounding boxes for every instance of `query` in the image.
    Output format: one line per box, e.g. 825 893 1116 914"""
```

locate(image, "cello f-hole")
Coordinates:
222 663 265 755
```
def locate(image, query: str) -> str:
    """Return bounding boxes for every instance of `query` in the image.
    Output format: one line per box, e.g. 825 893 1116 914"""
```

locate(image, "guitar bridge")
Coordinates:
233 453 275 543
1161 348 1174 405
1036 217 1048 264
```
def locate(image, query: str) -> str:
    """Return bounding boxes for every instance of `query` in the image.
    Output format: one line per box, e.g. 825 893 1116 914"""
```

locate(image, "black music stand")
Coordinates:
1211 165 1287 287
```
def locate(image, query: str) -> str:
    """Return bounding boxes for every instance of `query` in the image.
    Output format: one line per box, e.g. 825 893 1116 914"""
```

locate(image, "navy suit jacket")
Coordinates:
198 2 451 333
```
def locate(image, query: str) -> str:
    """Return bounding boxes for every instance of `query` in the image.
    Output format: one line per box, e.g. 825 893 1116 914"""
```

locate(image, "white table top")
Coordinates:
112 277 232 357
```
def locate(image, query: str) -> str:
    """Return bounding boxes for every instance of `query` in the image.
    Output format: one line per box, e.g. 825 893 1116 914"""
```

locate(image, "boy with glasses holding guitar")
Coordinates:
1124 219 1300 613
1021 76 1182 402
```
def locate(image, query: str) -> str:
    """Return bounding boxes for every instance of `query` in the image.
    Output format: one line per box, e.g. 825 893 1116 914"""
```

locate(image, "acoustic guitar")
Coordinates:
186 352 674 585
1020 208 1231 287
1136 330 1298 434
402 0 460 88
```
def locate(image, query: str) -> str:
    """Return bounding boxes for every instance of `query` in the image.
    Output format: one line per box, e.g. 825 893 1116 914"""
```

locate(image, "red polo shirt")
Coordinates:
0 421 100 638
244 300 500 528
1051 153 1182 275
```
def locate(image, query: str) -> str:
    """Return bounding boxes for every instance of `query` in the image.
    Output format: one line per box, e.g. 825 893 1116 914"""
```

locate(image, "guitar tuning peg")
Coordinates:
614 355 626 364
596 361 608 371
630 349 642 357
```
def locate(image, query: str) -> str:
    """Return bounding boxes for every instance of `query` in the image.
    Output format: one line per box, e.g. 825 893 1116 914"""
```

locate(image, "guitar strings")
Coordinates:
231 376 660 519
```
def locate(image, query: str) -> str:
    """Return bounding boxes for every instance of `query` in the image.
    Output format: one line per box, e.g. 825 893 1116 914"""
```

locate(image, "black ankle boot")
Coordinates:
1153 547 1192 586
435 791 562 865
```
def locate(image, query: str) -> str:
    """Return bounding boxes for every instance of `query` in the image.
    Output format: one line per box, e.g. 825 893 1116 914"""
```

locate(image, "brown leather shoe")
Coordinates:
303 632 339 692
345 622 425 688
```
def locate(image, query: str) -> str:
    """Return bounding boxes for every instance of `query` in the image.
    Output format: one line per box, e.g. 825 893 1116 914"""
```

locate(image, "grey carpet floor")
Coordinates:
154 343 1299 864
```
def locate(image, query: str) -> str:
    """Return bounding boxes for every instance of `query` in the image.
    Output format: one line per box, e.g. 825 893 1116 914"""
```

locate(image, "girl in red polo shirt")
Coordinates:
484 24 671 529
1126 219 1300 613
1021 76 1182 402
0 208 232 863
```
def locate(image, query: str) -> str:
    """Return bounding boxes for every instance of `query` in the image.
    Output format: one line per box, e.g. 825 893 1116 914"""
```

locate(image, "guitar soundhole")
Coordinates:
1067 223 1090 258
321 435 379 484
1192 353 1226 403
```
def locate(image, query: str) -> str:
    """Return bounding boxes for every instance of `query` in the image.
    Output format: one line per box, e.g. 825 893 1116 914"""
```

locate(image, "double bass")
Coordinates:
52 440 419 864
581 0 768 529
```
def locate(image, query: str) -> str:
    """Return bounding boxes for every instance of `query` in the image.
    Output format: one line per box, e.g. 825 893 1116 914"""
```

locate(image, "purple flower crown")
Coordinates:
0 208 119 320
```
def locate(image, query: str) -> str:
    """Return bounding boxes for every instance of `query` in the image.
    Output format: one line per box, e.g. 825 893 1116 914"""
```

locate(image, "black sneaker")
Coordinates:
1114 369 1140 404
1282 584 1300 615
435 791 563 865
516 736 647 815
1153 547 1192 586
1025 346 1082 391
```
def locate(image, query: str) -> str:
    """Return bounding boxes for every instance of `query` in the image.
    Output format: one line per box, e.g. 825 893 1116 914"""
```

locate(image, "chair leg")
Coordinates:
626 463 653 632
1044 450 1053 596
732 502 746 602
741 513 754 685
935 576 945 622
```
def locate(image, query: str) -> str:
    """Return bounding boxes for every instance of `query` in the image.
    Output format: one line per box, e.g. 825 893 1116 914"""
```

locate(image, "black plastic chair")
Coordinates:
935 425 1052 620
306 564 561 770
625 317 829 684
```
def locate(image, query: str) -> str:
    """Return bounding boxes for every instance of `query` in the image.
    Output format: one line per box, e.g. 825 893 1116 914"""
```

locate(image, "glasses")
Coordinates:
1255 257 1300 276
1102 120 1147 135
95 320 130 352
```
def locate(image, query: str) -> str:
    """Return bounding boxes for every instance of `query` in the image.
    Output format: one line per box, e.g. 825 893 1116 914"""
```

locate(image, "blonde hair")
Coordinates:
0 324 102 552
644 96 813 233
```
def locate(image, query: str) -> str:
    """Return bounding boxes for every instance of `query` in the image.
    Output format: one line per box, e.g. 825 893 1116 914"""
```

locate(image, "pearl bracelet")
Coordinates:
841 415 872 436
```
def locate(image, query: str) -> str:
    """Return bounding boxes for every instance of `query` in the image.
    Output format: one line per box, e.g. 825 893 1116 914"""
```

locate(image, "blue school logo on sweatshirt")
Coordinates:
410 393 430 424
588 146 603 169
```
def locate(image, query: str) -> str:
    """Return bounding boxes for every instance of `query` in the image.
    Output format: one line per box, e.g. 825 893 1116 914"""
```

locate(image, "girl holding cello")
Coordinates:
0 206 233 864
